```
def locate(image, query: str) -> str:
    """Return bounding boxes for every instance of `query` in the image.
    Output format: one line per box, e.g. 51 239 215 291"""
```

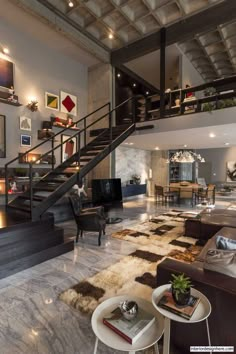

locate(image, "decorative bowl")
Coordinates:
119 300 138 320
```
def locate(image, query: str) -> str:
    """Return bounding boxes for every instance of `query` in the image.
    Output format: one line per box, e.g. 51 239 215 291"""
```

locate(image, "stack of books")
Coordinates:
157 291 200 320
103 307 155 344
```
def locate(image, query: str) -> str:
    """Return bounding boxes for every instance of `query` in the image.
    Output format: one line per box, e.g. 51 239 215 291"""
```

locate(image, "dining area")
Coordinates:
154 181 215 207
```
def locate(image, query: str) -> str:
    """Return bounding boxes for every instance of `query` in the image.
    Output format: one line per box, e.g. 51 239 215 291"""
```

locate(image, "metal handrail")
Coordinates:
5 96 136 215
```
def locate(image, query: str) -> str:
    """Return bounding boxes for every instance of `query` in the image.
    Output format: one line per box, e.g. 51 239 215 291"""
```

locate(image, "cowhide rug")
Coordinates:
60 210 203 314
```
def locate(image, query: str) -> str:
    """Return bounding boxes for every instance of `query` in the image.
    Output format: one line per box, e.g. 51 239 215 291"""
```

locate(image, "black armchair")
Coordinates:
69 195 106 246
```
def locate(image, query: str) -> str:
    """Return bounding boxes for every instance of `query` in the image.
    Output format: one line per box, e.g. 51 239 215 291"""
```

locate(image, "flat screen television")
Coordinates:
0 58 14 89
92 178 122 205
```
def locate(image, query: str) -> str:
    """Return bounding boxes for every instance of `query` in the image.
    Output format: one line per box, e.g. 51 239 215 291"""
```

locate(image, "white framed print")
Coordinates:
21 134 31 147
19 116 31 131
45 92 59 111
60 91 77 116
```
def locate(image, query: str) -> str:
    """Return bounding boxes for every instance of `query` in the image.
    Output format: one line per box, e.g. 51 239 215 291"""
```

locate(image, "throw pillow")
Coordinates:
204 249 236 278
216 235 236 251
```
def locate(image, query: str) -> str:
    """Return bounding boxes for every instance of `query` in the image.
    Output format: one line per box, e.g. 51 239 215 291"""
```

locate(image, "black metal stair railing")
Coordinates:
5 96 137 218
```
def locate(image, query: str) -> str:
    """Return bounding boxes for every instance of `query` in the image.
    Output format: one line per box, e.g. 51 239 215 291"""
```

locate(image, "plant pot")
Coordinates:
172 287 191 306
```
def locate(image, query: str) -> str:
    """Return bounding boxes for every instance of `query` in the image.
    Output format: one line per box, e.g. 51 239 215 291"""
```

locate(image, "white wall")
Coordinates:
115 146 151 185
0 16 88 167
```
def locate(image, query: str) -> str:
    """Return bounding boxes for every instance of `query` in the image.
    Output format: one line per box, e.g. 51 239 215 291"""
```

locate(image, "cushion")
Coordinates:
204 249 236 278
216 235 236 250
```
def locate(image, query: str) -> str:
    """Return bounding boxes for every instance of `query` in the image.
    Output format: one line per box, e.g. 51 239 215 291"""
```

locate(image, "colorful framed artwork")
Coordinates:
60 91 77 116
21 134 31 147
61 134 77 163
19 116 31 131
0 115 6 158
0 58 14 89
45 92 59 111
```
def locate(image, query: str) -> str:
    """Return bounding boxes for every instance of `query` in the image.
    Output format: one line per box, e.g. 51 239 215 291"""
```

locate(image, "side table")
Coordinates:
152 285 212 354
91 295 164 354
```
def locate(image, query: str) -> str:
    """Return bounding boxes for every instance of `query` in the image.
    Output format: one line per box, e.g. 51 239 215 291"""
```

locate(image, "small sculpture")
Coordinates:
119 300 138 320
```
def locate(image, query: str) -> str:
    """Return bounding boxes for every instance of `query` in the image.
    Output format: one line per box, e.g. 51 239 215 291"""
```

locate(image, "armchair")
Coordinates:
69 195 106 246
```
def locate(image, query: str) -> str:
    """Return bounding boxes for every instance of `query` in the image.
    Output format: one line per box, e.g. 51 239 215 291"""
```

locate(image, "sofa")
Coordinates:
156 226 236 354
185 208 236 240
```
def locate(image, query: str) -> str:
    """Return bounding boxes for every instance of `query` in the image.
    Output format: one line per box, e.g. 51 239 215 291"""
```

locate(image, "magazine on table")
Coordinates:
157 291 200 320
103 306 155 344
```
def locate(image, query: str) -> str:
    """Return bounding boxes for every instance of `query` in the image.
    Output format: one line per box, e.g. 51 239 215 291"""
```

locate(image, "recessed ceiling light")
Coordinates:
224 142 230 146
129 142 134 145
68 1 74 7
117 73 121 78
155 147 159 150
3 47 9 54
184 144 187 148
209 133 215 138
108 33 114 39
146 91 149 95
133 83 136 87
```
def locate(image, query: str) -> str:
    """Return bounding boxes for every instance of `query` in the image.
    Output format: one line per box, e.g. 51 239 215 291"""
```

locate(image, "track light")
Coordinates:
68 1 74 7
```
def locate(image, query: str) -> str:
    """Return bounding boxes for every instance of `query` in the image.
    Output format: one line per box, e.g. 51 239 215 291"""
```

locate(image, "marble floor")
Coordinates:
0 196 231 354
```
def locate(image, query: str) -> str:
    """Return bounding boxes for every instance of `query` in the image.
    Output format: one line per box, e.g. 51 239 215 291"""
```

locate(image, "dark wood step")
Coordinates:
0 239 73 280
33 185 56 192
7 204 31 212
17 195 46 202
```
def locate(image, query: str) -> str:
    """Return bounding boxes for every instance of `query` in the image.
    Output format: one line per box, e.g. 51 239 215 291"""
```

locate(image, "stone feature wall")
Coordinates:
116 146 151 185
150 150 169 195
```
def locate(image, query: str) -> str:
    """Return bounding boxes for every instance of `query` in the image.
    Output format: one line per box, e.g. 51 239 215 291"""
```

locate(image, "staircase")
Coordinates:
5 98 136 220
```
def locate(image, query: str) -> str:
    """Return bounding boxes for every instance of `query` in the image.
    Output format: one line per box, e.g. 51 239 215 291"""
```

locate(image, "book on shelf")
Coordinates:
157 291 200 320
103 307 155 344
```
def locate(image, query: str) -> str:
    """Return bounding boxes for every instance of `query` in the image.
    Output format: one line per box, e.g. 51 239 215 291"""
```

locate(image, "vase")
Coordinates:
172 287 191 306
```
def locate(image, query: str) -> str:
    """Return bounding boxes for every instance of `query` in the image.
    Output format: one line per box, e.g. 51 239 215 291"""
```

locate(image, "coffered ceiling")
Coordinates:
10 0 236 82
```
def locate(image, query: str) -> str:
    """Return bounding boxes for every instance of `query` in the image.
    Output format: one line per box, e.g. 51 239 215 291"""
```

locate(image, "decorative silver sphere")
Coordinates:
119 300 138 320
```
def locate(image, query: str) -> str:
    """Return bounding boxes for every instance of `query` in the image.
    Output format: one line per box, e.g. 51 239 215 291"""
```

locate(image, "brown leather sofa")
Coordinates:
185 208 236 240
156 227 236 354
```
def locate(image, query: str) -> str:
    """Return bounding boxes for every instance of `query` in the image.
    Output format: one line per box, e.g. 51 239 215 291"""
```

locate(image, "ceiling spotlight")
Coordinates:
209 133 215 138
146 91 149 95
129 142 134 145
155 147 159 150
133 83 136 87
68 1 74 7
2 47 9 54
184 144 187 148
224 142 230 146
108 33 114 39
117 73 121 78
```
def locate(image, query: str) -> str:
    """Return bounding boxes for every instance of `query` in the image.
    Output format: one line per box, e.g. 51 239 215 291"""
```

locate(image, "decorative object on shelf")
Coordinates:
226 161 236 182
131 174 141 184
61 134 77 162
38 120 54 140
170 273 193 306
51 115 79 130
19 116 31 131
45 92 59 111
27 98 38 112
120 300 138 320
18 152 56 164
167 150 205 163
60 91 77 115
0 115 6 158
0 57 13 89
20 134 31 147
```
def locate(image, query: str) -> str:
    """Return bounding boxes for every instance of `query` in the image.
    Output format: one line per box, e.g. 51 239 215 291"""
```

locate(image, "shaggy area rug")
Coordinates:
60 210 202 314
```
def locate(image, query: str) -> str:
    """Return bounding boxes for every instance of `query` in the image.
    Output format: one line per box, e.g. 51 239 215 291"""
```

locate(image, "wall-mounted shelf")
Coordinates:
52 123 79 131
0 98 22 107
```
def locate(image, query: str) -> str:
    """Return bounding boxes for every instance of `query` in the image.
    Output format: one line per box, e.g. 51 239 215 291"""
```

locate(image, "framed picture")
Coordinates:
60 91 77 116
45 92 59 111
0 115 6 158
19 116 31 131
61 134 77 163
21 134 31 147
226 161 236 182
0 58 14 89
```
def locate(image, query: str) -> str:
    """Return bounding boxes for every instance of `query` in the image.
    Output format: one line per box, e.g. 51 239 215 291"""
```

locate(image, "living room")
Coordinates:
0 1 236 354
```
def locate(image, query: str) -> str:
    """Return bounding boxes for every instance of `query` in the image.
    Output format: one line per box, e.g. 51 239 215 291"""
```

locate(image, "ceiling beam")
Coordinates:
9 0 110 63
111 0 236 65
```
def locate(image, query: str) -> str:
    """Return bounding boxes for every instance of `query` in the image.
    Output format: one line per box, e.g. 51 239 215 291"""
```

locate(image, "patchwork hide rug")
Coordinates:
60 210 203 314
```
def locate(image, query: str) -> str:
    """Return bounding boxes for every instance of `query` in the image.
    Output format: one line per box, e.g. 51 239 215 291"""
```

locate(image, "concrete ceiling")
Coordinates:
122 123 236 150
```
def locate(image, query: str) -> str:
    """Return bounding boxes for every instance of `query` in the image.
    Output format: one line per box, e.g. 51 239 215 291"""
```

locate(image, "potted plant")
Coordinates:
170 273 193 306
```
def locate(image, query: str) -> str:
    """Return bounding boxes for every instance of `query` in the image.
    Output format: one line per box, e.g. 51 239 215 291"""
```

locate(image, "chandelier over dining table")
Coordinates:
167 150 205 163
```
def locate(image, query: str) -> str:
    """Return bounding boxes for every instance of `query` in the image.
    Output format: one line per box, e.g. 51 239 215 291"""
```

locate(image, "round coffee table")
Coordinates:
152 285 212 354
91 295 164 354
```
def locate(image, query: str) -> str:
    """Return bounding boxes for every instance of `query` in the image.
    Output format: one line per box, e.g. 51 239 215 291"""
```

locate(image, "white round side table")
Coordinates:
91 295 164 354
152 284 212 354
